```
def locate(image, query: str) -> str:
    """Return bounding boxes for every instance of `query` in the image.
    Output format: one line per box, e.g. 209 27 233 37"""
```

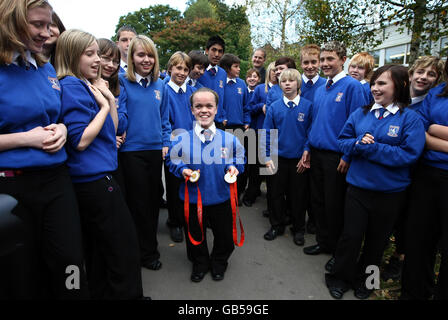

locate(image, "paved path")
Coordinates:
141 188 356 300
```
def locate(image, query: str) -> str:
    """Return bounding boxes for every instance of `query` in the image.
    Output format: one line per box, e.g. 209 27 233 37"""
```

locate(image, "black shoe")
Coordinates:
306 221 316 235
328 286 348 300
242 198 253 207
191 271 207 282
211 271 225 281
262 209 270 218
264 227 284 241
142 259 162 271
354 285 373 300
303 244 328 255
325 257 336 273
169 226 183 243
381 256 403 281
160 199 167 208
293 231 305 246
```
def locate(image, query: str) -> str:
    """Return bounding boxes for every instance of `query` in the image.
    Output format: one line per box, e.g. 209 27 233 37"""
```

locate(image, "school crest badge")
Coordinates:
154 90 161 100
387 125 400 137
219 80 224 88
237 87 242 94
48 77 60 91
335 92 343 102
221 147 228 158
297 113 305 122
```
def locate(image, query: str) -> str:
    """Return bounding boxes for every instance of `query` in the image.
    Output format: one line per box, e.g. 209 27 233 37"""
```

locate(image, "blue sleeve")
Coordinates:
338 111 364 157
165 135 188 178
417 92 432 130
304 103 313 152
242 86 251 125
355 114 426 167
226 135 245 173
117 85 128 135
249 89 265 116
346 82 369 116
262 107 275 160
160 87 172 147
266 89 274 110
61 83 96 150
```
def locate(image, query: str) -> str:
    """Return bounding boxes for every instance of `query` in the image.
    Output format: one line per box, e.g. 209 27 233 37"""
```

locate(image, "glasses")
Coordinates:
100 56 120 66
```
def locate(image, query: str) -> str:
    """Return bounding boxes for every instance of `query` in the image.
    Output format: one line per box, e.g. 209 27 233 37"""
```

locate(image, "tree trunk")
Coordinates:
408 0 426 65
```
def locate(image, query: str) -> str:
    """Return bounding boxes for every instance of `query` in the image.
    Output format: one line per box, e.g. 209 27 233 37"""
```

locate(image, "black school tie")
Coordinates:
202 129 212 142
209 68 217 76
140 78 148 88
326 79 333 90
378 108 386 120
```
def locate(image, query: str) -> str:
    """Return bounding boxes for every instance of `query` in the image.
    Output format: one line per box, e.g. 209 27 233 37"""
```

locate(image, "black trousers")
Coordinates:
0 166 88 299
120 150 162 264
164 162 184 227
74 175 142 299
327 185 405 288
401 164 448 300
183 200 235 274
244 130 263 202
310 148 347 253
269 157 307 233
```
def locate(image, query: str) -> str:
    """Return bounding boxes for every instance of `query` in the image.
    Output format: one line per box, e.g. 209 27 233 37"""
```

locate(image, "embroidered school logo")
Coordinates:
387 125 400 137
221 147 228 158
237 87 242 94
154 90 161 100
219 80 224 88
335 92 343 102
48 77 60 91
297 113 305 122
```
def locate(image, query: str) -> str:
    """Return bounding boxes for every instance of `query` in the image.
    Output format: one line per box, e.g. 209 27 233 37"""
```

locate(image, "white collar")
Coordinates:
194 122 217 143
360 79 368 84
283 94 301 108
411 95 427 105
328 71 346 85
371 103 400 117
135 73 151 86
268 82 274 88
248 87 255 93
302 74 319 84
168 79 187 93
186 76 196 86
227 77 237 84
12 51 37 69
206 64 218 72
120 59 127 70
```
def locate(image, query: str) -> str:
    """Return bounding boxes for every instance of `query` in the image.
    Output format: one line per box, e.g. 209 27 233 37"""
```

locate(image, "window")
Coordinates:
369 50 380 69
385 45 406 65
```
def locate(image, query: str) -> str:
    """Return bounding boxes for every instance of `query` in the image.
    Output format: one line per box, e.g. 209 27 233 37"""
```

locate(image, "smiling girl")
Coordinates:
118 35 170 272
55 29 142 299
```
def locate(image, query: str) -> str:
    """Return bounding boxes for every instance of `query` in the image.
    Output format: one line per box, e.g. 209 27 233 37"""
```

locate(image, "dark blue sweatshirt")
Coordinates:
223 78 250 126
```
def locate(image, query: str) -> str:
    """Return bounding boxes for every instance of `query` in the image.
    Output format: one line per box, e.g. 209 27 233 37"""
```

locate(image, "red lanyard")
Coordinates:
184 177 245 247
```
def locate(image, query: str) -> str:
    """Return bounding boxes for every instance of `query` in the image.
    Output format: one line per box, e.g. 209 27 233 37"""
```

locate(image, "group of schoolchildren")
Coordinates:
1 0 447 301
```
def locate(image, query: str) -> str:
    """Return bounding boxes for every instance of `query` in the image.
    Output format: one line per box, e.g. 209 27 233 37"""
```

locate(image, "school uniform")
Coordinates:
360 79 373 103
186 76 204 89
244 83 274 206
119 73 170 267
198 65 227 127
60 76 142 299
165 123 245 275
163 80 197 230
262 95 313 234
326 104 425 292
307 71 369 254
402 83 448 300
119 60 127 75
0 52 87 299
408 95 427 111
265 84 283 110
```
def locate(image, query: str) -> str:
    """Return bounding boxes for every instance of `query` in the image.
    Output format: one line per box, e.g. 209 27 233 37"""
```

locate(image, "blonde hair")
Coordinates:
279 68 302 95
265 62 276 93
167 51 192 75
349 52 375 81
126 35 160 83
55 29 98 81
0 0 52 66
301 44 320 60
409 56 445 85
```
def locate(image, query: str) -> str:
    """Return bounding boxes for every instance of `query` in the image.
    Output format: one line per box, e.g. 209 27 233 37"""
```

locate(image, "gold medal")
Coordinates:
190 170 200 183
224 172 237 184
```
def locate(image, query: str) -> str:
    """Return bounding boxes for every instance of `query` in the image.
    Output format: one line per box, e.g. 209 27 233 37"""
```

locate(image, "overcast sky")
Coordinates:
49 0 190 39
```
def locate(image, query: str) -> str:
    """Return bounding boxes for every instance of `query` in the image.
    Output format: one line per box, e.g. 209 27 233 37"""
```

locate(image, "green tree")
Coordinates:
113 5 182 40
184 0 219 21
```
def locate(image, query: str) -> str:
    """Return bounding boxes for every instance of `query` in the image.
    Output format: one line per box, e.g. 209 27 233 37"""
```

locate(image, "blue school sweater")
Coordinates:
198 66 227 122
60 76 117 183
262 97 313 160
308 76 368 161
163 83 196 131
362 81 373 103
116 85 127 135
118 75 170 152
338 107 425 192
417 83 448 171
248 84 270 130
224 78 250 126
265 84 282 109
165 129 245 205
0 62 67 169
301 76 326 102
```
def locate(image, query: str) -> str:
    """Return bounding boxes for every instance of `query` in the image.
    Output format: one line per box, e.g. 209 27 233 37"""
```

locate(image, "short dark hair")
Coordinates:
246 68 261 79
364 64 411 113
188 50 209 69
219 53 240 72
190 87 219 107
206 35 225 52
275 56 296 69
116 26 137 40
253 48 266 59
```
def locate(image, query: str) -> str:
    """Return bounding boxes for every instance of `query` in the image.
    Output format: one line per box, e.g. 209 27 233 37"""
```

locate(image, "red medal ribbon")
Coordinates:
229 182 245 247
184 177 204 246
